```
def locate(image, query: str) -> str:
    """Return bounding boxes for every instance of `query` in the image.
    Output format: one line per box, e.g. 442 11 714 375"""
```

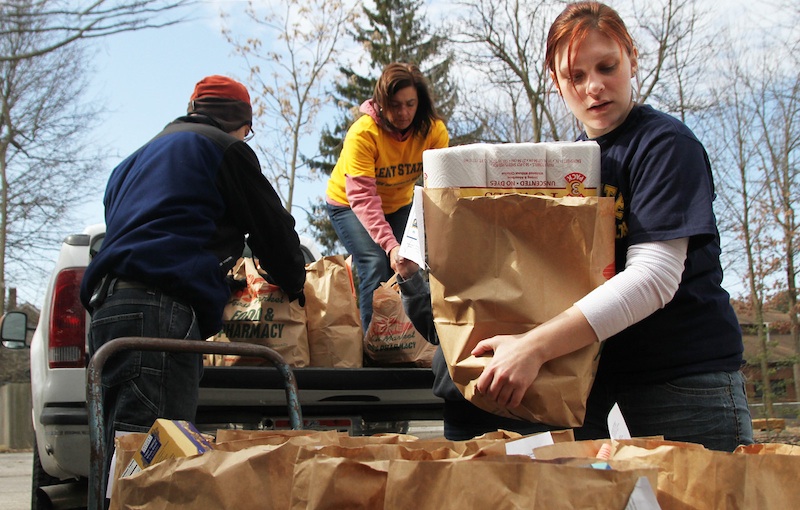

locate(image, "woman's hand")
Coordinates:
472 306 599 409
472 331 546 409
393 250 419 279
389 246 420 277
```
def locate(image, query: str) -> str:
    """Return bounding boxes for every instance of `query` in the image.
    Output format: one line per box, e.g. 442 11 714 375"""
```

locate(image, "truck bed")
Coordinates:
41 366 442 431
197 366 443 430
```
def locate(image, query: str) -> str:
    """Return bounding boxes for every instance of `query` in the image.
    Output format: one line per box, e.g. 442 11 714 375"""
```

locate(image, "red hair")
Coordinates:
545 2 636 90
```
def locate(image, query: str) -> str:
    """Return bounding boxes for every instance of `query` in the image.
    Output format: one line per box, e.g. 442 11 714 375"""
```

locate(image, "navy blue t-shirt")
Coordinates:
581 104 743 383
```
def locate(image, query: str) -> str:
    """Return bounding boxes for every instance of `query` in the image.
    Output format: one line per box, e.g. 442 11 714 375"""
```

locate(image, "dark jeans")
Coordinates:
442 400 557 441
327 202 411 331
575 370 754 452
88 283 202 487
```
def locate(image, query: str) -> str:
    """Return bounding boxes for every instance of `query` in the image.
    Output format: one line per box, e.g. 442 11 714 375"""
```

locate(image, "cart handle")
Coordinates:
87 337 302 510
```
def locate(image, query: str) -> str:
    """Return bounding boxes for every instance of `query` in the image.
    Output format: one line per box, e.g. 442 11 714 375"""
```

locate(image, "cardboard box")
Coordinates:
121 419 214 477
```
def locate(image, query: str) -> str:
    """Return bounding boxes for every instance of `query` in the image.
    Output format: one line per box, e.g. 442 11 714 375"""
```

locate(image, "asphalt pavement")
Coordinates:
0 450 31 510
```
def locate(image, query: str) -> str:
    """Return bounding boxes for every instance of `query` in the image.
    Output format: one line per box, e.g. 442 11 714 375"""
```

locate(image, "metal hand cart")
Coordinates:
86 337 302 510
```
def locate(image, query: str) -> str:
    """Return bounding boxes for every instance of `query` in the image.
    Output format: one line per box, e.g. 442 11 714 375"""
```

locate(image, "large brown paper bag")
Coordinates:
423 188 615 426
212 430 345 454
304 255 363 367
290 443 462 510
577 438 800 509
221 257 309 366
336 432 419 446
213 428 342 446
363 274 437 367
734 442 800 455
113 431 344 510
531 436 677 461
414 428 575 458
384 455 658 510
109 433 149 510
202 331 233 367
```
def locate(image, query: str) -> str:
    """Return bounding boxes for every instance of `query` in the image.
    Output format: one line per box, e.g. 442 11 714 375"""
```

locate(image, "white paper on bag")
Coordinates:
106 430 136 499
624 477 662 510
607 402 632 440
505 431 555 459
398 186 426 268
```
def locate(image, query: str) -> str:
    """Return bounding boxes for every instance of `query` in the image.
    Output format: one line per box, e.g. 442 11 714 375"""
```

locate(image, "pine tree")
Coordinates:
307 0 474 252
310 0 460 175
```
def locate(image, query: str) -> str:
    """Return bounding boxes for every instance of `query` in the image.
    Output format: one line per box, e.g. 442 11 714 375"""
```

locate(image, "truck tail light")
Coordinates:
49 268 87 368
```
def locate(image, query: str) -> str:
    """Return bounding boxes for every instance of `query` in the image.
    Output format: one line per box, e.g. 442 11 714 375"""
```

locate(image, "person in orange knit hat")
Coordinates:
188 74 254 133
81 75 306 501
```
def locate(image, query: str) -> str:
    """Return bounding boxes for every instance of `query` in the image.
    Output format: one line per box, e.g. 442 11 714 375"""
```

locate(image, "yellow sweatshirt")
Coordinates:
326 115 449 214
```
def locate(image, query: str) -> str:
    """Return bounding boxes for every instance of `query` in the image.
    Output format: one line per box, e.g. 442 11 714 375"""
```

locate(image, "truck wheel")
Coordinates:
32 437 60 510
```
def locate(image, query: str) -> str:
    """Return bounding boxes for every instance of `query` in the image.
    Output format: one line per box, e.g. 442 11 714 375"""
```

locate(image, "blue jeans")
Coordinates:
327 202 411 331
574 370 754 452
88 284 202 482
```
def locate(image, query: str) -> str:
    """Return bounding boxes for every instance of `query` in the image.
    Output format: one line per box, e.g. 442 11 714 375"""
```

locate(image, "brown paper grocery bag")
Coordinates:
109 433 148 510
423 188 614 426
212 430 345 455
734 442 800 456
113 431 345 510
363 274 437 367
221 257 309 367
531 437 673 461
213 428 342 446
600 439 800 509
289 443 462 510
304 255 363 367
384 455 658 510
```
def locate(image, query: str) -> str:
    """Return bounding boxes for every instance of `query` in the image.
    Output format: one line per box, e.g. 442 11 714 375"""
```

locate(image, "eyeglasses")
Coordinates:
244 126 255 142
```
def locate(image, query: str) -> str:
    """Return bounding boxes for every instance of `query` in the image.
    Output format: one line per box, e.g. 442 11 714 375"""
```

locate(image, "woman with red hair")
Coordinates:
471 2 753 452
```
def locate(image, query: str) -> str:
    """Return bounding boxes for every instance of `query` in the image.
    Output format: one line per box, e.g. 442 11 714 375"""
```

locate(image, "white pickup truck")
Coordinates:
1 224 443 509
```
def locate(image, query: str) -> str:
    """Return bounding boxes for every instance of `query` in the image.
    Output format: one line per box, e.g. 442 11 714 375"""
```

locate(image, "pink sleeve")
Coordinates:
346 174 400 255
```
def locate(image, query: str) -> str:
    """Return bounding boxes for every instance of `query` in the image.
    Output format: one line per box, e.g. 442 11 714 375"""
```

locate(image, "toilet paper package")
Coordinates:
423 141 600 197
484 143 548 188
422 143 488 188
403 141 602 268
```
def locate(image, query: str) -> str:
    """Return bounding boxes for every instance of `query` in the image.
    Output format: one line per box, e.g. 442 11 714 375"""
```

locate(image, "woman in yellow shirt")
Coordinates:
326 62 449 331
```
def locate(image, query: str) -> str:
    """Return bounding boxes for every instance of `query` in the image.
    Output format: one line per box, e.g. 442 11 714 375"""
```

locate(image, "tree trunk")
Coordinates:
758 322 774 419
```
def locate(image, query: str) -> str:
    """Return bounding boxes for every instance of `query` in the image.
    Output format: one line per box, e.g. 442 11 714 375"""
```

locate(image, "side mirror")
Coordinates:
1 311 29 349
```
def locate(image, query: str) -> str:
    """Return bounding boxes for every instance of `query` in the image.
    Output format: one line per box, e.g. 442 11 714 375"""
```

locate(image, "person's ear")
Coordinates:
630 48 639 75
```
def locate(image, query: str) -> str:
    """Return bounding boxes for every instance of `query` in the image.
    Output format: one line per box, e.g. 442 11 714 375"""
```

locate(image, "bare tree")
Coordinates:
0 0 191 62
750 54 800 402
223 0 358 214
0 5 105 311
451 0 561 142
707 46 781 418
449 0 714 143
626 0 715 119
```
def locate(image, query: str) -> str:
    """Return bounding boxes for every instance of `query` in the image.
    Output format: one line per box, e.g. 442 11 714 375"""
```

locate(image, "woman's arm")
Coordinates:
346 174 400 255
473 237 688 408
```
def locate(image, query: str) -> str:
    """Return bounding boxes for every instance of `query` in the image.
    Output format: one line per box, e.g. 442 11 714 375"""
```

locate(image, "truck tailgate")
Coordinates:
197 366 443 426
